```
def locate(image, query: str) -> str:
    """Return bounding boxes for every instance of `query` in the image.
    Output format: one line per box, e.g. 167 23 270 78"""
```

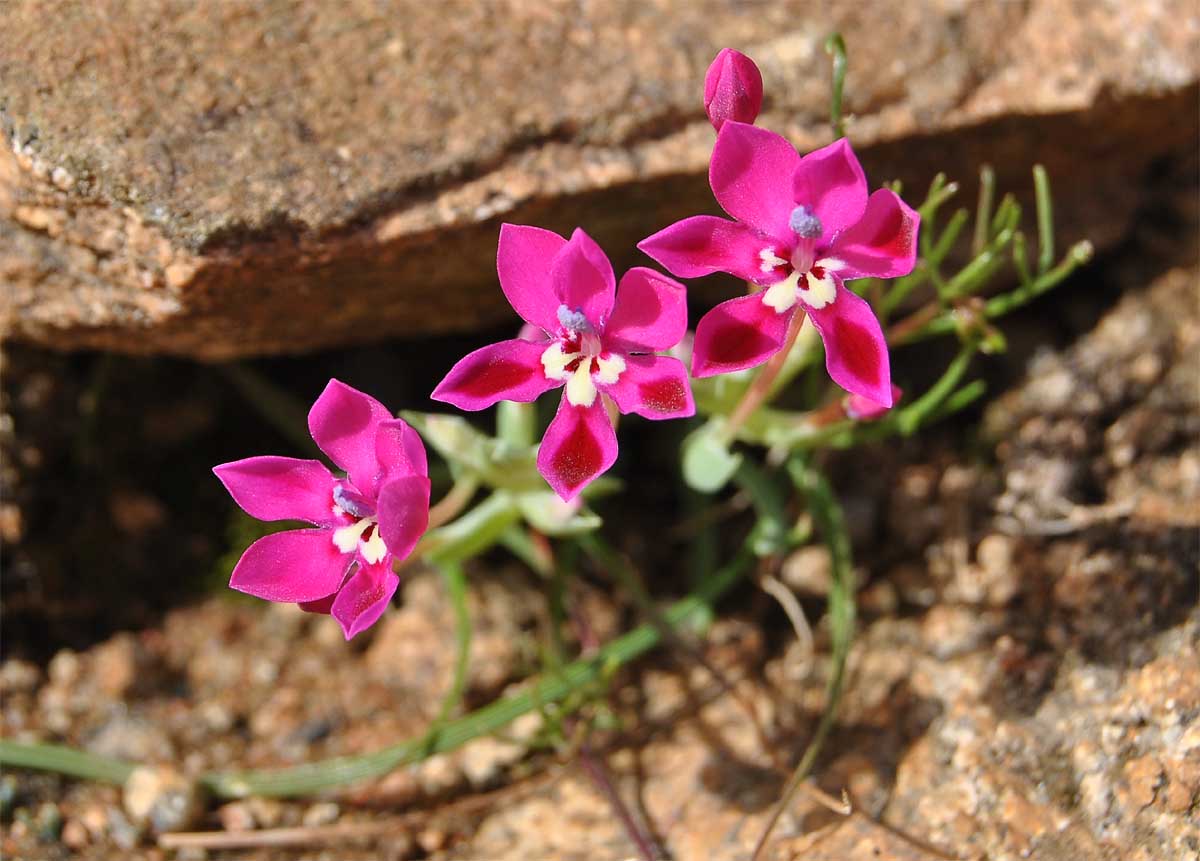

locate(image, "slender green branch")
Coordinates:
824 34 848 139
753 459 856 860
419 562 473 756
1 553 751 798
1033 165 1054 274
973 165 995 255
897 240 1093 344
0 740 136 786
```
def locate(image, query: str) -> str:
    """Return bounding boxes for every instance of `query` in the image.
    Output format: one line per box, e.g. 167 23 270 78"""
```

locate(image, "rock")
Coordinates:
2 1 1197 358
85 711 174 762
122 765 205 834
300 801 340 828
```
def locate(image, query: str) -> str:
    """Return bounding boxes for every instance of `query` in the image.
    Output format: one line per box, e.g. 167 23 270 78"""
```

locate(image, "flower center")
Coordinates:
541 306 625 407
331 486 388 564
758 244 846 315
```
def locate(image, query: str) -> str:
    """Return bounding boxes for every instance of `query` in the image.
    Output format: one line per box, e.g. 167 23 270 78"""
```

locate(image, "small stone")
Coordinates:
87 712 174 761
107 807 142 849
0 659 41 692
123 765 205 833
60 819 89 849
217 801 257 832
47 650 81 686
92 633 141 699
781 545 833 595
921 605 986 659
34 802 63 842
0 775 18 818
245 797 284 829
1122 756 1163 810
301 802 340 827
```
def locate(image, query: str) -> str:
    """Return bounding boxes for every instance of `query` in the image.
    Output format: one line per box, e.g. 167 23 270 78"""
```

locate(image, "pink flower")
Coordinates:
432 224 695 501
213 380 430 639
843 385 903 421
638 125 919 408
704 49 763 131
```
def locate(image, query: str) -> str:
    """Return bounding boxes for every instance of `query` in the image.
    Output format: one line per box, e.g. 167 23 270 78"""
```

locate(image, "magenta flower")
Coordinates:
213 380 430 639
432 224 694 501
704 48 763 131
638 124 919 407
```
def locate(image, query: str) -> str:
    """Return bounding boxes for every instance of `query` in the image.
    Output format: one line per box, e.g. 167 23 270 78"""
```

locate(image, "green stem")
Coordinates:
1 553 751 798
418 562 473 755
824 33 848 139
0 740 136 785
1033 165 1055 274
972 165 995 255
893 240 1093 345
752 460 855 860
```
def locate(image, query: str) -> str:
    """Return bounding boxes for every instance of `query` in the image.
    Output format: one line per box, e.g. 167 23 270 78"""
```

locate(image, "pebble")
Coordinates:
123 765 204 833
217 800 257 832
301 801 340 827
60 818 90 849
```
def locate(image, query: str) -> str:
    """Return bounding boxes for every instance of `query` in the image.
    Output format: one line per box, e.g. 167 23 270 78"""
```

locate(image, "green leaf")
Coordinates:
682 423 743 493
403 412 543 492
515 492 603 537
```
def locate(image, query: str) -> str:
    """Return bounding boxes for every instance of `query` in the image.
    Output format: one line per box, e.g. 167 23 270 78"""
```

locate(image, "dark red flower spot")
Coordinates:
549 411 604 493
703 313 778 369
638 377 687 414
457 358 537 398
864 205 913 258
832 315 884 388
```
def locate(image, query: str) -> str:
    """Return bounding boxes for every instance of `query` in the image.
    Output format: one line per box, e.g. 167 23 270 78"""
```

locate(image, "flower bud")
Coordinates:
703 48 763 131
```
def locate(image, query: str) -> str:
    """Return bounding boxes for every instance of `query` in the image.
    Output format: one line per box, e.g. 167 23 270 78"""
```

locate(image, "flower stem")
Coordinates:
751 459 855 860
577 742 660 861
721 311 806 445
426 476 480 530
0 552 751 798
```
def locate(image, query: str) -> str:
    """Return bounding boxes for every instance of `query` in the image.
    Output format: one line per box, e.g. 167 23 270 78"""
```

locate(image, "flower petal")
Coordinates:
537 398 618 502
828 189 919 279
213 456 336 525
229 528 353 603
497 223 568 332
691 293 796 378
710 121 799 238
299 593 338 615
844 384 903 421
637 216 781 285
308 379 392 493
806 283 893 407
432 338 562 411
604 267 689 352
598 354 695 420
331 563 399 639
551 228 616 327
791 138 868 241
376 475 431 563
704 48 763 131
374 418 428 488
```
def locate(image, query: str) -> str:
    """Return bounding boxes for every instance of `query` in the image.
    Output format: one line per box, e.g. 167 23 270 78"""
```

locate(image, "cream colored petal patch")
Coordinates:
799 270 837 309
761 270 802 314
333 518 372 554
359 529 388 565
595 353 625 385
564 364 598 407
541 342 581 381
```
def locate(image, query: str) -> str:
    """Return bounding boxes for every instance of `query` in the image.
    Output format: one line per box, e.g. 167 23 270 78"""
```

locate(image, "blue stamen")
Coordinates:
789 205 823 239
557 305 591 333
333 485 375 519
